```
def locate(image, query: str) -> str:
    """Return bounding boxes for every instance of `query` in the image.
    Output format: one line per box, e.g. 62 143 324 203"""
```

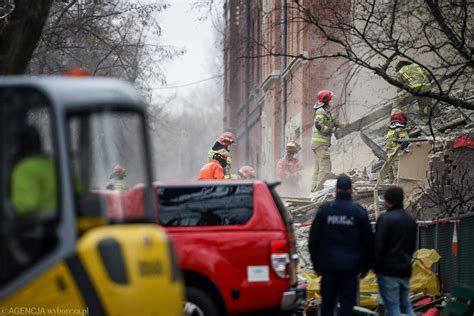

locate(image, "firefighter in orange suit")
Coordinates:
277 141 303 196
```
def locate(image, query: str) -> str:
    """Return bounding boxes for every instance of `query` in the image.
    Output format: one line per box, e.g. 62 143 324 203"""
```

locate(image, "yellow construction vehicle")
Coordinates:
0 77 183 315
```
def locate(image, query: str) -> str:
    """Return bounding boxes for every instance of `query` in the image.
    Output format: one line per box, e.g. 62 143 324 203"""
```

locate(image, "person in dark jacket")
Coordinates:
308 175 374 316
374 186 417 316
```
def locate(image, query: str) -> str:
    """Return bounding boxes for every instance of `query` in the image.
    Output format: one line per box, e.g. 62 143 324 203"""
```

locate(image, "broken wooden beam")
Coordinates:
336 103 392 138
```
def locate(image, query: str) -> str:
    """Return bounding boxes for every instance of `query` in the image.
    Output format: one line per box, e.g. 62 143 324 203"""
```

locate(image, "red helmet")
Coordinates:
238 166 256 179
113 165 126 175
390 111 407 125
218 132 236 146
317 90 334 104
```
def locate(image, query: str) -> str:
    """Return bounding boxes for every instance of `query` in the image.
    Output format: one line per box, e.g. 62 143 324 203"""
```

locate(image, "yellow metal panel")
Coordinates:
77 224 183 316
1 263 85 313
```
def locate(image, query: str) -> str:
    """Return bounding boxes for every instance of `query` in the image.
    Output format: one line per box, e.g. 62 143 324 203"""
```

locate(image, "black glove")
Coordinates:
315 122 322 130
401 141 409 150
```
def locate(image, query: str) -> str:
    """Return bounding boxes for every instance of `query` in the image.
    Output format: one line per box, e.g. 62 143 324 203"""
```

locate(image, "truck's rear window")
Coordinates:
157 184 253 227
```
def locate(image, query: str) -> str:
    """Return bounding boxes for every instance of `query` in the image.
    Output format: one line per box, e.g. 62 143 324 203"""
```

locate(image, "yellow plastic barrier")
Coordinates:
302 249 441 310
410 249 441 295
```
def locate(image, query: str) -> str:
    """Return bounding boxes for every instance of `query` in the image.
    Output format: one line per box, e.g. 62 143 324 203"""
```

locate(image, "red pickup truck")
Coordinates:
155 180 305 316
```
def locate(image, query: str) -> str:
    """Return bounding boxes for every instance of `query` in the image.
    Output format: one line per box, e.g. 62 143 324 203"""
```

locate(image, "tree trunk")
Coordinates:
0 0 53 74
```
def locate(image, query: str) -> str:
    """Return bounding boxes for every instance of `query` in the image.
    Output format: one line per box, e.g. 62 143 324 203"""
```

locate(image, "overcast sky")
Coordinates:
152 0 220 104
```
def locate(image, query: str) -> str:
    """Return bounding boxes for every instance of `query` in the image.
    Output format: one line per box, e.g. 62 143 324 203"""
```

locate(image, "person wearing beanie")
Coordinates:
308 175 373 316
374 186 417 316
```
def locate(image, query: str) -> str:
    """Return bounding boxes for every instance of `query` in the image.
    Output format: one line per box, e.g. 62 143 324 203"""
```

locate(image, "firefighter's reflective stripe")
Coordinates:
311 137 330 144
407 79 431 88
107 179 129 191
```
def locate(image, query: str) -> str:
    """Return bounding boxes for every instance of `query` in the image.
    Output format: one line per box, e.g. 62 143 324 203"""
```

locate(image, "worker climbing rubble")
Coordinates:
238 165 256 179
311 90 338 192
276 141 303 196
385 109 410 184
106 165 129 191
199 149 230 180
395 59 433 116
208 131 236 178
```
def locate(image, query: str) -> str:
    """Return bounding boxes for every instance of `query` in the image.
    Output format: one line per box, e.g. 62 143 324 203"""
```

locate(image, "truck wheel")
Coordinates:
184 287 219 316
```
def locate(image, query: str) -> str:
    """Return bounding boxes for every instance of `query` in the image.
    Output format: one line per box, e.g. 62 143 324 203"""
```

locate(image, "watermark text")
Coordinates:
1 306 89 316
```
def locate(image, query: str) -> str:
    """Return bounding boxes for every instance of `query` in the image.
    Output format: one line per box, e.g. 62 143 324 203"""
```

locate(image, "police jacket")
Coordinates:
374 207 417 278
308 192 373 273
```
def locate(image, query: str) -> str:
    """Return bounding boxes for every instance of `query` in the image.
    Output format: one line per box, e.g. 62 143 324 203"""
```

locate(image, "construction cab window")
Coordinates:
67 110 149 221
0 88 59 286
157 184 253 226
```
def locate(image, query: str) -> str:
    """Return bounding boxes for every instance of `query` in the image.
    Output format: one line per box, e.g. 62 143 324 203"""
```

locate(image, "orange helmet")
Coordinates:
286 141 301 154
218 132 236 146
65 67 91 77
314 90 334 109
238 166 256 179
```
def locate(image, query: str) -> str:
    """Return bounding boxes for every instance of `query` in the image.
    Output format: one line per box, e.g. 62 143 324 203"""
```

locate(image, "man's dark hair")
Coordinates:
384 186 404 208
336 174 352 191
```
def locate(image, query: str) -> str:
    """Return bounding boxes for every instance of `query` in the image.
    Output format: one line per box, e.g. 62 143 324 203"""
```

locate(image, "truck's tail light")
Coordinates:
271 240 290 279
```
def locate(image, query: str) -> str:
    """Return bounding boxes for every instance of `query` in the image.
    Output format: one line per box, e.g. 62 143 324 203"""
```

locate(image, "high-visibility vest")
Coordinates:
312 109 333 144
399 64 431 89
11 154 56 214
